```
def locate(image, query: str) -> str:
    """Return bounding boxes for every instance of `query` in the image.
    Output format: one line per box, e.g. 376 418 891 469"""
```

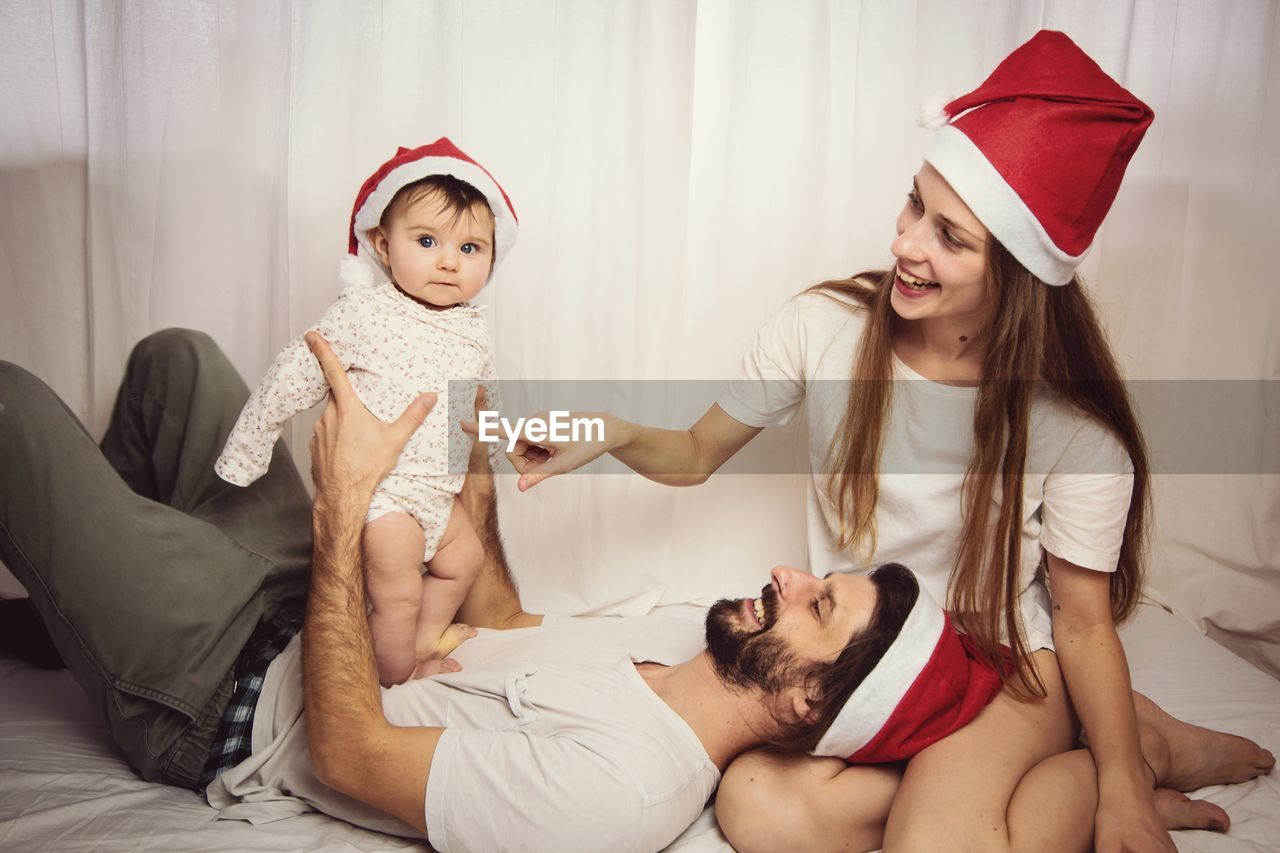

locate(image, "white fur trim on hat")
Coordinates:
923 125 1087 285
813 585 946 758
351 156 518 277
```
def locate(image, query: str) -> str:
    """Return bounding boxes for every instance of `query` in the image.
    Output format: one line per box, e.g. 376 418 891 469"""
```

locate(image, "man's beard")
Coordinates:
704 584 801 693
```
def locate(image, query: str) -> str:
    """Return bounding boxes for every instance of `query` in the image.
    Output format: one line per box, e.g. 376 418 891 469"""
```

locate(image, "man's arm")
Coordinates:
301 331 441 833
455 387 541 630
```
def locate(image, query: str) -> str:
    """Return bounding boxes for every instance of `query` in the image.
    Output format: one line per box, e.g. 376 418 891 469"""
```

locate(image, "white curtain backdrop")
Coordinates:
2 1 1277 673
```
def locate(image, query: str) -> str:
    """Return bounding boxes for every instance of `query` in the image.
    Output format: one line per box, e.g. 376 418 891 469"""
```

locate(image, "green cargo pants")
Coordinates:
0 328 312 787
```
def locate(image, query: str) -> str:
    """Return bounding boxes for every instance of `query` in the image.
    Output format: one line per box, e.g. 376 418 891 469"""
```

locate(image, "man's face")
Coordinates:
705 567 879 693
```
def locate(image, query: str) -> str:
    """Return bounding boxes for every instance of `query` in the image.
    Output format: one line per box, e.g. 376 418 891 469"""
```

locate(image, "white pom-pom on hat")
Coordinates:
339 254 378 289
917 91 954 131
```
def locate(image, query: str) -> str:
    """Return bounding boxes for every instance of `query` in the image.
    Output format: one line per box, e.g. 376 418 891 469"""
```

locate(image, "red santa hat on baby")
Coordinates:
344 137 518 283
919 30 1153 286
812 578 1002 764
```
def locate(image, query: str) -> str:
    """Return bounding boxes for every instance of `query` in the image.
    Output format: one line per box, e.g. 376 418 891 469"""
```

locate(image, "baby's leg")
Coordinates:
362 510 427 687
415 498 484 666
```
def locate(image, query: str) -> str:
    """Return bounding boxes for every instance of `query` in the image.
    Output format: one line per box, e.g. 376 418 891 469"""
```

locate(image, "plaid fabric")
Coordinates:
198 614 302 791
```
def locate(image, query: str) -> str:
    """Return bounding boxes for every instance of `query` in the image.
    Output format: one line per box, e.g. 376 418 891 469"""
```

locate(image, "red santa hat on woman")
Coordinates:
919 30 1154 286
813 578 1003 765
342 137 519 285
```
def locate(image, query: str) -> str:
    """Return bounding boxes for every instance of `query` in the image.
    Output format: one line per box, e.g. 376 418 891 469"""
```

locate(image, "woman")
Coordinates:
483 31 1274 851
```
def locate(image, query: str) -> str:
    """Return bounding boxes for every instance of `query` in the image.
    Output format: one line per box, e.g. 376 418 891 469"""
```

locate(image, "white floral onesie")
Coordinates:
214 279 495 562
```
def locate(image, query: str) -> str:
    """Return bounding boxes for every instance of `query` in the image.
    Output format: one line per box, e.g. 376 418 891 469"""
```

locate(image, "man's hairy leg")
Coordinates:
454 404 541 631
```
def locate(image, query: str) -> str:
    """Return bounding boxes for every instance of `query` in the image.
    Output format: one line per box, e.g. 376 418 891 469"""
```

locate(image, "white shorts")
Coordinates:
365 473 455 562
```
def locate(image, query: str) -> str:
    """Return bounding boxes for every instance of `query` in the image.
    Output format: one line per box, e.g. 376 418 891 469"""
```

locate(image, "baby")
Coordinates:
215 138 517 686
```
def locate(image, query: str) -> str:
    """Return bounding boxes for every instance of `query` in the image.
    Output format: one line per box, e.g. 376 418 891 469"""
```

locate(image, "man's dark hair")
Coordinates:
766 563 920 752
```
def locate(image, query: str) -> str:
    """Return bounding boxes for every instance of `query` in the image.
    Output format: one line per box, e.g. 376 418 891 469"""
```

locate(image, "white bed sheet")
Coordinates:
1 603 1276 852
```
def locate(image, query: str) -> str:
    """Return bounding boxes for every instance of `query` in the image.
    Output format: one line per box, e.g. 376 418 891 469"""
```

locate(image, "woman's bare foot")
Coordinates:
1135 692 1276 791
1153 788 1229 833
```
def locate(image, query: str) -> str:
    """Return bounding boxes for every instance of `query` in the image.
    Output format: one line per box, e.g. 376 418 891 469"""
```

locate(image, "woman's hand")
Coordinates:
462 409 619 492
463 402 761 490
305 331 437 502
1094 790 1176 853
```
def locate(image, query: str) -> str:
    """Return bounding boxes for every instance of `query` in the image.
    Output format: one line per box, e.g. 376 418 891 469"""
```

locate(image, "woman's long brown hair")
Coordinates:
812 239 1150 699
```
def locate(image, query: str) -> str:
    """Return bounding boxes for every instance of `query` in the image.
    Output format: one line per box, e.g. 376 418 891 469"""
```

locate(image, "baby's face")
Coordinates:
372 191 495 309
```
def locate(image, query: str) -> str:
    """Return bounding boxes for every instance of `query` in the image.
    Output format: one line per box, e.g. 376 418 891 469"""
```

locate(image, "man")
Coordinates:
0 328 989 851
214 332 966 850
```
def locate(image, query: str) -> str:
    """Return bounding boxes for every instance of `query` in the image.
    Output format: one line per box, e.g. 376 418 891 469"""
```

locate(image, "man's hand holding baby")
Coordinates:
305 331 436 505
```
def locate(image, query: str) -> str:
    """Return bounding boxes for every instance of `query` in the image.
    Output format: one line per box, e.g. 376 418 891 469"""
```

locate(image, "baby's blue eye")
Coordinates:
461 243 479 255
417 235 436 248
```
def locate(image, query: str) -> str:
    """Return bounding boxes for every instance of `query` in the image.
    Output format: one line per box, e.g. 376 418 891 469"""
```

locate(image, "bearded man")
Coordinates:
0 329 996 851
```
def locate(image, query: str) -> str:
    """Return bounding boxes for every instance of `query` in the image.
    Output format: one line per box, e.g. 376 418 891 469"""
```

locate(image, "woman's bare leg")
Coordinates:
884 651 1076 851
1009 752 1230 851
714 670 1270 851
1010 689 1275 848
715 750 901 853
884 651 1275 851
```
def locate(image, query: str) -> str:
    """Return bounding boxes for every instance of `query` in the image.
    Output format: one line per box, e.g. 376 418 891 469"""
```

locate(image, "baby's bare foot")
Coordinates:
430 622 477 659
1153 788 1229 833
1136 692 1276 791
412 657 462 679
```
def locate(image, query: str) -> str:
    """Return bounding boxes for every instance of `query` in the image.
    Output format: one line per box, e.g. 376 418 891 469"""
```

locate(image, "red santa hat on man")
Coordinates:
919 30 1154 286
342 137 519 286
813 570 1003 765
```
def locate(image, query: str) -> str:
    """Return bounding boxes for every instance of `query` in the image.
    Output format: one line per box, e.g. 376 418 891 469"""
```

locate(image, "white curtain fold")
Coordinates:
2 0 1277 672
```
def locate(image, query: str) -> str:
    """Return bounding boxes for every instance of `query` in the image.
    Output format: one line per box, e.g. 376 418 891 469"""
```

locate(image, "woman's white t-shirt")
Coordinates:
717 290 1134 651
